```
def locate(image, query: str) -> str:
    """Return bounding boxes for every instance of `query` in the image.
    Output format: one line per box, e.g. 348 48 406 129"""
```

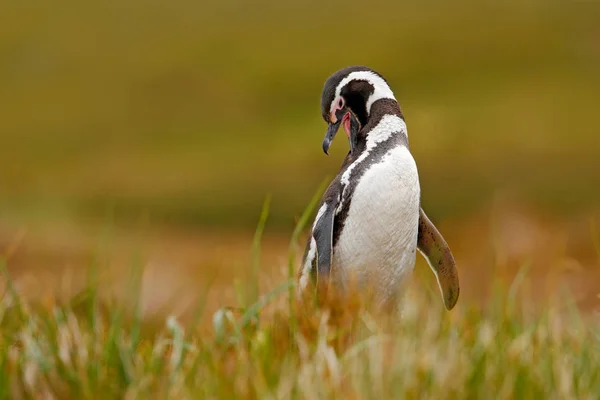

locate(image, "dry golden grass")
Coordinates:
0 196 599 398
3 197 599 321
1 260 599 399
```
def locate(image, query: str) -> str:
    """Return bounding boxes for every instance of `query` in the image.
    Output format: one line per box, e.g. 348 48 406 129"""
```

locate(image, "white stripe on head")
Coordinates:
332 71 396 116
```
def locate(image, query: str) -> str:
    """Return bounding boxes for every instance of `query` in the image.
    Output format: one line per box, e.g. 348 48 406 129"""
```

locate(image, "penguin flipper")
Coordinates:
417 207 460 310
312 202 336 282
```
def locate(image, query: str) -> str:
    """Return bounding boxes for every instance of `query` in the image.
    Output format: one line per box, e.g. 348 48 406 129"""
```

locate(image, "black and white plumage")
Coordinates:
299 66 460 310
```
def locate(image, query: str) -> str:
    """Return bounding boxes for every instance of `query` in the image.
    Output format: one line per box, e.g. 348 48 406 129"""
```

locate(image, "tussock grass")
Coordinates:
2 198 599 399
1 266 599 399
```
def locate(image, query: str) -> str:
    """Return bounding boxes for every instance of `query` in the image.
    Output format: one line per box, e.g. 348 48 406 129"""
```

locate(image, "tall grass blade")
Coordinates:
236 279 294 332
167 316 185 375
287 178 329 326
507 262 531 313
250 195 271 308
127 255 144 353
0 259 24 323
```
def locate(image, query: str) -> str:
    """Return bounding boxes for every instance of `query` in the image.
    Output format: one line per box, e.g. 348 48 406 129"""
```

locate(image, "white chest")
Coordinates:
333 145 421 296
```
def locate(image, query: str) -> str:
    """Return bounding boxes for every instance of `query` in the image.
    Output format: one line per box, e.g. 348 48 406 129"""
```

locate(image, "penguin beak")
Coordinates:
322 120 341 155
322 109 360 155
322 108 347 155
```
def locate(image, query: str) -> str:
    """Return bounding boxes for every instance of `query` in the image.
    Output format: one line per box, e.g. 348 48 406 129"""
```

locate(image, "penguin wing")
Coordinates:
417 207 460 310
312 201 336 281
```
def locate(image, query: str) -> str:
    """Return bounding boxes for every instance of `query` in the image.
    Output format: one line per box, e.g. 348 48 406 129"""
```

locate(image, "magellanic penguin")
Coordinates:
298 66 459 310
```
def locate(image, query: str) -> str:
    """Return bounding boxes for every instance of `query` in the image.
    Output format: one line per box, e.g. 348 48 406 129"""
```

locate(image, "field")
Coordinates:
2 0 600 397
2 198 600 398
1 272 599 399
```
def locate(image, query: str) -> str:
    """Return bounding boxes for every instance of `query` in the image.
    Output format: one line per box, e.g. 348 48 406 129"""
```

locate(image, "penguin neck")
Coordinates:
351 99 408 157
368 98 404 122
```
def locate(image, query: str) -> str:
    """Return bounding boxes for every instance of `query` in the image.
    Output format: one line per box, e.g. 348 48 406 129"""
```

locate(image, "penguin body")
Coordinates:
299 66 460 310
333 117 419 301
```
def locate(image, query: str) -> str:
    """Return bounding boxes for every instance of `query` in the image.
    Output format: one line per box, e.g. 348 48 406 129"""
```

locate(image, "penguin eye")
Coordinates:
337 98 344 109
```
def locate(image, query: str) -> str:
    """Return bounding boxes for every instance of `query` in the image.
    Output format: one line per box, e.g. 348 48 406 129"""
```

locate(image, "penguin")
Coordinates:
298 66 459 310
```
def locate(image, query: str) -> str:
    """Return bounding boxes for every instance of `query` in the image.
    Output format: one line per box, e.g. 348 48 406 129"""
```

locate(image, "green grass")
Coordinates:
1 199 599 399
1 262 599 399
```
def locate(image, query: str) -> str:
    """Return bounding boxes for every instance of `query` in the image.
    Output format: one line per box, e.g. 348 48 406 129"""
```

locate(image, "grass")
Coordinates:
1 262 599 399
1 200 600 399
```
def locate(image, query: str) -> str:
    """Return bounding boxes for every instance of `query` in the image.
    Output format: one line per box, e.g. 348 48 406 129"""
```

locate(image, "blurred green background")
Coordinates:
2 0 600 232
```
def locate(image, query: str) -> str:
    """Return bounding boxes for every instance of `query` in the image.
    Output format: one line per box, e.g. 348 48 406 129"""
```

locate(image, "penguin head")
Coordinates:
321 66 397 154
